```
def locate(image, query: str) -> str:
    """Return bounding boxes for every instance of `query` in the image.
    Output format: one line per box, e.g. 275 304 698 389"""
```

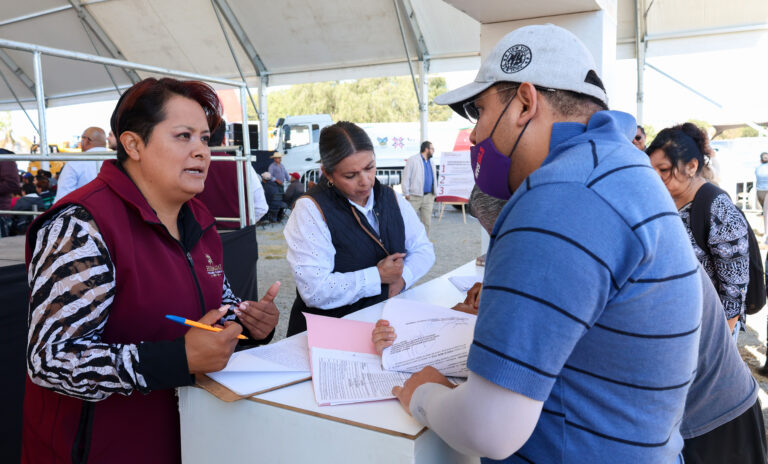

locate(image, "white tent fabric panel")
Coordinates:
88 0 256 80
440 0 604 24
644 0 768 36
405 0 478 57
0 0 766 111
0 3 134 107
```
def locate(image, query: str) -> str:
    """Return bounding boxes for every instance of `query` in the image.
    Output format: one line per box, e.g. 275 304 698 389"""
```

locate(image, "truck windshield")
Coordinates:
284 124 311 148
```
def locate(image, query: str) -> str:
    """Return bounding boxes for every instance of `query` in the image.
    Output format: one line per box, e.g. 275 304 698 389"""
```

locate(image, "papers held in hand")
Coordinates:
380 299 476 378
306 300 476 407
206 334 311 397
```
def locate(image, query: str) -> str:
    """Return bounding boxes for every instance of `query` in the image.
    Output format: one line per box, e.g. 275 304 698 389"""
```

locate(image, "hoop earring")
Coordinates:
328 179 334 187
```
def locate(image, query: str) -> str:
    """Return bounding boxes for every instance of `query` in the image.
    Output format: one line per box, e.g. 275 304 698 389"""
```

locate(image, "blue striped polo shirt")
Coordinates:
468 111 702 463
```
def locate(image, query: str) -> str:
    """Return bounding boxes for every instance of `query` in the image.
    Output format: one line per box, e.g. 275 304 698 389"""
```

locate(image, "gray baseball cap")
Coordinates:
434 24 607 118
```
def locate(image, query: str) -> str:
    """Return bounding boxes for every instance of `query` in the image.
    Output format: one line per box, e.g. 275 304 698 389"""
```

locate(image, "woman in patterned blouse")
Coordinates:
647 122 749 335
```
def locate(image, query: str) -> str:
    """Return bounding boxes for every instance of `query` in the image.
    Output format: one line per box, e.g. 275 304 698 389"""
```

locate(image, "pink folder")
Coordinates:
304 313 377 357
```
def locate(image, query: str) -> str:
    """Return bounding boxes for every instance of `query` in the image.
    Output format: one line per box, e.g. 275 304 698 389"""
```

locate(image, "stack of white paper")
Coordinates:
310 347 411 406
381 299 476 377
448 275 483 292
207 334 311 396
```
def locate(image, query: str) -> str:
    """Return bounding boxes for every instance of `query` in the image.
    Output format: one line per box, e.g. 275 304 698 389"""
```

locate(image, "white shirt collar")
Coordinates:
348 188 375 215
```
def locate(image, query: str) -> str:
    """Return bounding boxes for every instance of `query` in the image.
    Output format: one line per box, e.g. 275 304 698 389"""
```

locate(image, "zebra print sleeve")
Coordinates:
26 205 149 401
219 275 242 323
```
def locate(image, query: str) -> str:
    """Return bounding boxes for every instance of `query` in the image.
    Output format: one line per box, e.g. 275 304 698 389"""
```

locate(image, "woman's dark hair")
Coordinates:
209 120 227 147
318 121 374 174
645 122 711 176
110 78 222 162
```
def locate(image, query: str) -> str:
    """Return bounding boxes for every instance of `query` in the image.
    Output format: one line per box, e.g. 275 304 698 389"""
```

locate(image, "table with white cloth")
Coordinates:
178 261 484 464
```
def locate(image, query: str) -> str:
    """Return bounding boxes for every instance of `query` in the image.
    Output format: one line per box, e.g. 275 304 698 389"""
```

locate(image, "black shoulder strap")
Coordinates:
689 182 727 252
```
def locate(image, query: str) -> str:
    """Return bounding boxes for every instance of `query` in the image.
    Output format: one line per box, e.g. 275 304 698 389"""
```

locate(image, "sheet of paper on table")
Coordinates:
381 298 476 377
448 275 483 293
310 347 411 406
206 334 311 396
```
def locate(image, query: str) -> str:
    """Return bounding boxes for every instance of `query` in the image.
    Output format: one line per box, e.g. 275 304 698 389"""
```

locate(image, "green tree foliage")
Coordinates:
248 77 453 125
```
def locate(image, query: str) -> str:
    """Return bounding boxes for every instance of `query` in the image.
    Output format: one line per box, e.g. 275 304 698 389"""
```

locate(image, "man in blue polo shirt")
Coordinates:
389 24 702 463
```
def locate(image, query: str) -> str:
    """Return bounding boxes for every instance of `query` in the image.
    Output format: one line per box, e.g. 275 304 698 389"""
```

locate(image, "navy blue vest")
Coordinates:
287 178 405 336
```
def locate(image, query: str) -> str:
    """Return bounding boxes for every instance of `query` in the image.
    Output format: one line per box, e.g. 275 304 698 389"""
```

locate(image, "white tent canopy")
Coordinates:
0 0 766 119
0 0 481 109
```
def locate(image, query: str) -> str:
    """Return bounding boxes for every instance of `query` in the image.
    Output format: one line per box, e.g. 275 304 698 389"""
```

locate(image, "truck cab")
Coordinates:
275 114 334 175
275 114 410 186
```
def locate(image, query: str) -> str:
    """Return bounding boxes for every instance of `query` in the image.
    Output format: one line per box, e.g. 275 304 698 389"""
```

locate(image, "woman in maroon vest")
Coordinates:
23 78 280 464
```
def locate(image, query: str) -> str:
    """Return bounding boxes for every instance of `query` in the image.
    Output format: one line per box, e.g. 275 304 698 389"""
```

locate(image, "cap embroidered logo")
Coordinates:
500 44 532 74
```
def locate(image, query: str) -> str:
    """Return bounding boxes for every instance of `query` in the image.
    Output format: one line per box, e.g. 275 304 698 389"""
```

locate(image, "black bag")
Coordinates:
689 182 766 315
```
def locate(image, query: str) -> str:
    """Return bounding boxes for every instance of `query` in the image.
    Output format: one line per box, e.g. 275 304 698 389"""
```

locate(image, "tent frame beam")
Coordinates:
210 0 268 77
66 0 140 84
0 49 38 97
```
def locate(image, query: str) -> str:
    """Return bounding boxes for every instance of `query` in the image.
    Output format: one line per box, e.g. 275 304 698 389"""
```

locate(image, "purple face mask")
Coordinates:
470 139 512 199
470 101 531 200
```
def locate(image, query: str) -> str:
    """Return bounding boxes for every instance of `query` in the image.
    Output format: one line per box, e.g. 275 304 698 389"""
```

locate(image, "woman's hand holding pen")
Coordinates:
185 306 242 374
377 252 406 285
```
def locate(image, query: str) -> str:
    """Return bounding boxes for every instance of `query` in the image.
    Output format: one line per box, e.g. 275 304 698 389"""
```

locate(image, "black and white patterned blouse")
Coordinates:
679 193 749 319
26 205 242 401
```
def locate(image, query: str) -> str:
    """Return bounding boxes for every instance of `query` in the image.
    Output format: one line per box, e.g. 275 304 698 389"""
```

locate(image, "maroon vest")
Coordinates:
22 161 224 464
195 152 249 230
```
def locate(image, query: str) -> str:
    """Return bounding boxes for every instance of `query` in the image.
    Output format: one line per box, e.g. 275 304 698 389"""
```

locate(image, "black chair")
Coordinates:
220 224 259 302
0 263 29 464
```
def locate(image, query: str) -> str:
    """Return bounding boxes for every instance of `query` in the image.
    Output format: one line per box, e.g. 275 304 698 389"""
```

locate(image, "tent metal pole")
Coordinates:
393 0 422 108
0 38 243 87
239 86 252 227
635 0 645 125
419 60 429 143
259 77 268 152
33 51 49 160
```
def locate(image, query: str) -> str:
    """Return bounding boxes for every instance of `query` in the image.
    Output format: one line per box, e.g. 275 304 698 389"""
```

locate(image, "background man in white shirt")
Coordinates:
401 141 437 234
54 127 106 203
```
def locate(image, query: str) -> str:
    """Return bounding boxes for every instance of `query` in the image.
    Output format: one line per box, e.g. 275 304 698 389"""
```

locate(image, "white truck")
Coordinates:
275 114 414 185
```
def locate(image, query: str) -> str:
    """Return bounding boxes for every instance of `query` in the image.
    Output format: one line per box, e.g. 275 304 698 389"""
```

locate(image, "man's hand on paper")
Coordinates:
388 277 406 298
372 319 397 355
377 252 406 284
185 306 242 374
392 366 455 414
451 282 482 315
234 281 281 340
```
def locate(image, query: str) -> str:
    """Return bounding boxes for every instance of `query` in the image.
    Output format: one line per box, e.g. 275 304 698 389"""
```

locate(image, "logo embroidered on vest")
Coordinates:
205 253 223 278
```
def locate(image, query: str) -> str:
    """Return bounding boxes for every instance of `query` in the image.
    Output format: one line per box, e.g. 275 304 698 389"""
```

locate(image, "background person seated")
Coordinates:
11 174 54 235
283 171 305 209
261 171 286 223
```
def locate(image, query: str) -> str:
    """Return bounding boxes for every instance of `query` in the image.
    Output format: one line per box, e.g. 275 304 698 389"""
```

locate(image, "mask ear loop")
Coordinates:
489 88 517 139
487 87 530 158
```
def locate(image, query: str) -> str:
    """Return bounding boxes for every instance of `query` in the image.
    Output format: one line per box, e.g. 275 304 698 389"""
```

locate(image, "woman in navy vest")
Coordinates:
23 78 280 464
284 121 435 336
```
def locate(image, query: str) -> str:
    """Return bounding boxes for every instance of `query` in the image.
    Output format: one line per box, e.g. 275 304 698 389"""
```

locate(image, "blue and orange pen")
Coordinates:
165 314 248 340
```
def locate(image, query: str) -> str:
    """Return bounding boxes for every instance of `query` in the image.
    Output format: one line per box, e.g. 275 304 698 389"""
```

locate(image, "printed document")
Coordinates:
311 347 410 406
381 299 476 377
448 274 483 292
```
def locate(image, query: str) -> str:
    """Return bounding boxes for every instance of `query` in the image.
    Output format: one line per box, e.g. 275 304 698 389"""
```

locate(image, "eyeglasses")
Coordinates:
461 85 555 124
462 86 519 124
634 135 643 141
